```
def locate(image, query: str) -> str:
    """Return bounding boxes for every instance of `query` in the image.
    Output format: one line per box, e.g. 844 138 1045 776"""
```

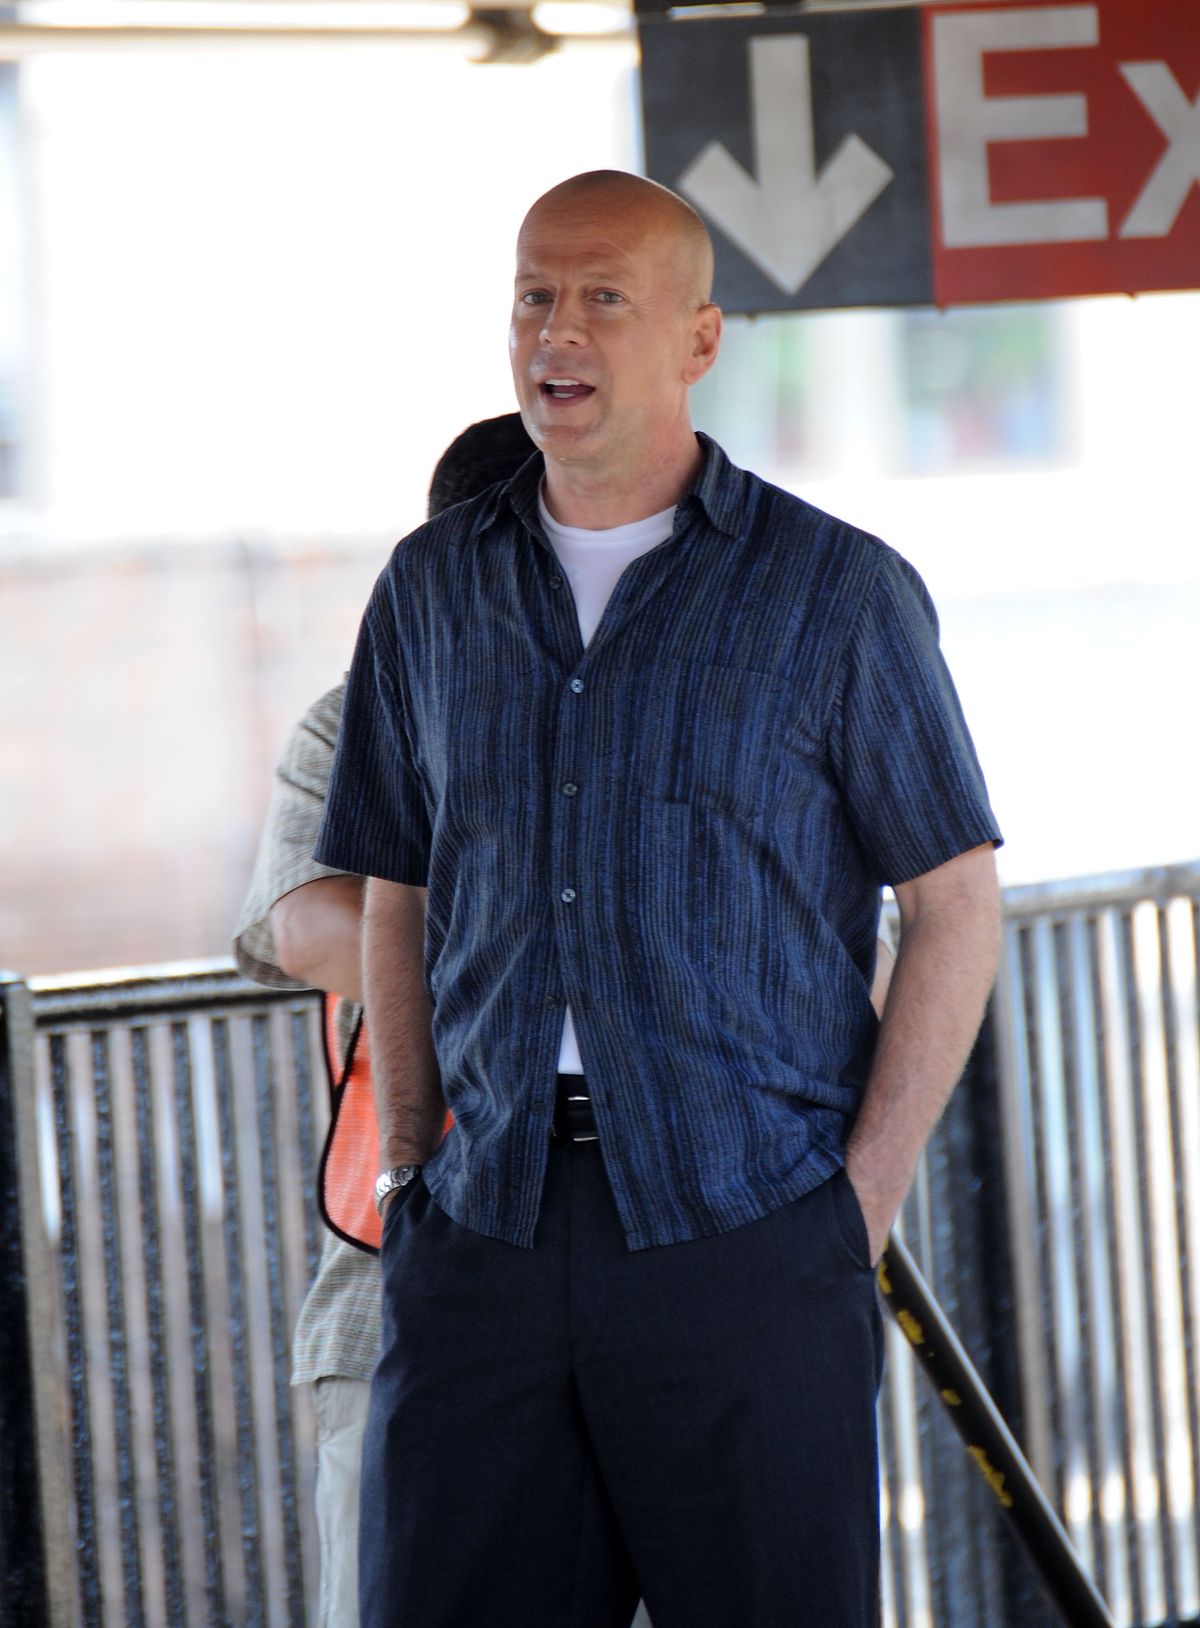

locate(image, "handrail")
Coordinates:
25 958 289 1024
999 860 1200 918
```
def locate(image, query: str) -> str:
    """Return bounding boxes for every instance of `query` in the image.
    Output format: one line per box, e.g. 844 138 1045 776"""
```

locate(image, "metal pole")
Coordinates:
0 974 49 1628
0 974 74 1628
878 1230 1117 1628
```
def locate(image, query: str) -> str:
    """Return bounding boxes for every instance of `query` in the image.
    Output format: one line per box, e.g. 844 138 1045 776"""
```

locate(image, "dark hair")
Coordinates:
427 413 536 518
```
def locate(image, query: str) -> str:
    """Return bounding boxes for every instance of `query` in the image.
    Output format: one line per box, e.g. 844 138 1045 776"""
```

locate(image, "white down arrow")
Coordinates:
679 35 895 295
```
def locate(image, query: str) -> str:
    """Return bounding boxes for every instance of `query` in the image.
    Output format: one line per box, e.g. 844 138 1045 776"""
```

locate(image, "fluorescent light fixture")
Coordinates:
532 2 628 34
19 0 472 25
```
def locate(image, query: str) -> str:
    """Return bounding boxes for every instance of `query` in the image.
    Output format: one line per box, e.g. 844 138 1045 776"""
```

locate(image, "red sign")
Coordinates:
926 0 1200 303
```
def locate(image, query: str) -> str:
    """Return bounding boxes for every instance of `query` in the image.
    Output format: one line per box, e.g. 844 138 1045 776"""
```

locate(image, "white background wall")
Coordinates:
20 40 640 538
742 295 1200 886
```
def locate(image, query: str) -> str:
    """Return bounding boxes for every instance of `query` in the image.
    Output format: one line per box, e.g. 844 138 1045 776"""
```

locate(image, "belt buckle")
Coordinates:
553 1080 600 1143
565 1090 599 1142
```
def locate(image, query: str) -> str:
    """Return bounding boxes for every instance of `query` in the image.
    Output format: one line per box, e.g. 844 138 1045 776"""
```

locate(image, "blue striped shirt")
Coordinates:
316 436 1001 1249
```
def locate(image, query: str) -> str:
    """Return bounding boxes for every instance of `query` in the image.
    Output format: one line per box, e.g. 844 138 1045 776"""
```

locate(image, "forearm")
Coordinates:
845 845 1001 1256
363 878 444 1168
271 874 366 1002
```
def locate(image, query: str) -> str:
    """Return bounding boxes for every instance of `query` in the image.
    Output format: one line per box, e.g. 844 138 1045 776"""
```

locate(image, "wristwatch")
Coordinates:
374 1164 422 1215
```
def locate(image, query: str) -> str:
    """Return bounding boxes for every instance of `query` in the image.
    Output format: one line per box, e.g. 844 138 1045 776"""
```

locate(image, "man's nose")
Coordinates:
540 296 586 347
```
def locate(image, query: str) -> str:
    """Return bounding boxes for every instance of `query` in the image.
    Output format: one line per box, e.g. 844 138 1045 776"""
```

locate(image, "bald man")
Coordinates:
317 170 1002 1628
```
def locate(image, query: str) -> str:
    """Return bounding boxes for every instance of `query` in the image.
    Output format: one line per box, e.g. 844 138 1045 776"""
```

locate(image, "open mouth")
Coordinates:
540 378 595 402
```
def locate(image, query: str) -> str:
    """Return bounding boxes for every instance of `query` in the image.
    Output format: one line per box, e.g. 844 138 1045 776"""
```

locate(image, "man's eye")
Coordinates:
519 291 550 306
594 290 623 304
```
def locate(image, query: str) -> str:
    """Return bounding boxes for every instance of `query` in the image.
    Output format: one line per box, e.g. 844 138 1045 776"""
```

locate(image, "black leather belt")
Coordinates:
552 1074 599 1142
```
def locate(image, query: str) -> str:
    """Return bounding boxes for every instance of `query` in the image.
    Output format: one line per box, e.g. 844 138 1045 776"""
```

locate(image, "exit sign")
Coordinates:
639 0 1200 311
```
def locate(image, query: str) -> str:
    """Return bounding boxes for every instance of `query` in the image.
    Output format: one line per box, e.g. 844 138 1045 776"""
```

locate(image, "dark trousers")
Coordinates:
360 1142 883 1628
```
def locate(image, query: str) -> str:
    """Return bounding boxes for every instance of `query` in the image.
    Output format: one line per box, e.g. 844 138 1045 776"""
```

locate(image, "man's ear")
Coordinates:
685 304 722 385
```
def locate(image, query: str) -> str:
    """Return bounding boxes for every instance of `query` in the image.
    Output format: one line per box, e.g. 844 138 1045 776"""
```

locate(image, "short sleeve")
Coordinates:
233 683 352 990
831 549 1002 887
314 565 432 886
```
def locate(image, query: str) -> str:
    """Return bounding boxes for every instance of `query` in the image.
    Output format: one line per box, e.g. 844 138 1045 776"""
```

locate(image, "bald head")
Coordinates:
520 170 715 311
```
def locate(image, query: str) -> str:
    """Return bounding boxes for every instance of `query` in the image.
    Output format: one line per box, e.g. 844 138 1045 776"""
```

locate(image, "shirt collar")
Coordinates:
684 433 745 540
484 433 746 545
498 449 547 538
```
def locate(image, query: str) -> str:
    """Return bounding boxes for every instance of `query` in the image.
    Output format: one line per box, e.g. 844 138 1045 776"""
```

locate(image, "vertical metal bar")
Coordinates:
48 1029 103 1626
289 1005 322 1284
1130 901 1190 1621
90 1029 146 1628
901 1169 965 1628
129 1027 185 1625
1096 906 1166 1623
1139 902 1199 1614
993 921 1056 1488
171 1020 226 1622
210 1016 266 1627
1029 918 1094 1566
884 1299 935 1628
0 981 49 1626
1163 896 1200 1619
877 1383 900 1628
1065 915 1129 1621
1093 912 1138 1628
251 1014 306 1628
0 976 62 1626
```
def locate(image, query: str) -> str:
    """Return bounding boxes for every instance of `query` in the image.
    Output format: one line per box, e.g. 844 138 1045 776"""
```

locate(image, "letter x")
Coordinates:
1119 62 1200 239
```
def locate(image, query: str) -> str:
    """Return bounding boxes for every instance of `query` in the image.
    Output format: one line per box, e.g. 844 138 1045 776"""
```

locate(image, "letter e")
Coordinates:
933 5 1109 248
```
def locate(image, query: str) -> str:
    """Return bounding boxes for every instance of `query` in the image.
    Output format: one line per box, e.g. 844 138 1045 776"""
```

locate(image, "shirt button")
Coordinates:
560 887 576 904
569 678 584 694
549 574 564 590
530 1099 549 1116
542 993 559 1007
561 782 579 797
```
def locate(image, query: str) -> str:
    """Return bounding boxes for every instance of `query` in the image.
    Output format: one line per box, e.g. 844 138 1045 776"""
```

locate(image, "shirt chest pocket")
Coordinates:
632 660 788 811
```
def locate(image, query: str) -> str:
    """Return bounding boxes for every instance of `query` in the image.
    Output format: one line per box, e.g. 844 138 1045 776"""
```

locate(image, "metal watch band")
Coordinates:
374 1164 422 1215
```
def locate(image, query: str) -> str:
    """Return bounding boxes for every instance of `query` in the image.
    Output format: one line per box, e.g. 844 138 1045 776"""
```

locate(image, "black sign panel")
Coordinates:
640 10 934 313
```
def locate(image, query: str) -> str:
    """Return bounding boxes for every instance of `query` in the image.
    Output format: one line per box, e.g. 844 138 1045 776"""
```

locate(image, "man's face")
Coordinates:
509 193 704 480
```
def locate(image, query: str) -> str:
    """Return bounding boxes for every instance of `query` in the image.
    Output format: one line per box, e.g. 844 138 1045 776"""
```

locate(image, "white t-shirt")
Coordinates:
538 485 676 1075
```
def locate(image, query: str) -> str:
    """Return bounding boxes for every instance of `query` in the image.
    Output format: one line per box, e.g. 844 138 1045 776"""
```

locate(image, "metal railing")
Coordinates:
2 859 1199 1627
994 866 1200 1628
1 964 327 1628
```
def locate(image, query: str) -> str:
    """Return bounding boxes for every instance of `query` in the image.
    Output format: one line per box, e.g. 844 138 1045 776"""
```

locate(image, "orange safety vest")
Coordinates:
318 995 452 1255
